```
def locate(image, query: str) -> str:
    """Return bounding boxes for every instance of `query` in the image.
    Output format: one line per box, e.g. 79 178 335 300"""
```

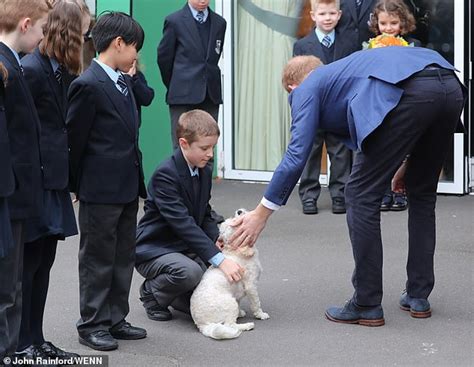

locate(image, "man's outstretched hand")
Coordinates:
229 204 273 248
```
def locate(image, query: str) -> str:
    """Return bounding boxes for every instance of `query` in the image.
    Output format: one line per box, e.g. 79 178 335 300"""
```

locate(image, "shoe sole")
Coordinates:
390 206 407 211
400 305 431 318
302 209 318 215
110 333 147 340
78 337 118 351
147 313 172 322
325 312 385 327
332 209 346 214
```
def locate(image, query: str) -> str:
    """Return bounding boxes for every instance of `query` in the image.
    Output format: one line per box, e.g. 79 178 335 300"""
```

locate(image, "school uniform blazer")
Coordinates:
157 4 226 105
338 0 376 53
66 60 146 204
135 148 220 265
293 28 353 63
22 49 71 191
128 71 155 127
0 80 14 198
0 42 43 220
264 46 461 206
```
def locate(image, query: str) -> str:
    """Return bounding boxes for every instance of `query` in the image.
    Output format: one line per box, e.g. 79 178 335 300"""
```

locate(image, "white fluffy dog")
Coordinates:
190 209 269 340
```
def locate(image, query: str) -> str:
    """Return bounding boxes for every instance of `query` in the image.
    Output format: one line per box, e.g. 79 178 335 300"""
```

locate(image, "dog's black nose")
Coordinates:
236 209 244 216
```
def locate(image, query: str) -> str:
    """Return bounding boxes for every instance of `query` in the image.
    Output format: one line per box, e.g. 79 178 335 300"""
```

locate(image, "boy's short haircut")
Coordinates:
311 0 340 11
177 110 220 145
91 11 144 53
40 0 90 75
0 0 52 33
282 55 323 93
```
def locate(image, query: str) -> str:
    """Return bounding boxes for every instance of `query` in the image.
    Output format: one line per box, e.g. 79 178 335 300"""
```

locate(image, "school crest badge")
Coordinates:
215 40 222 54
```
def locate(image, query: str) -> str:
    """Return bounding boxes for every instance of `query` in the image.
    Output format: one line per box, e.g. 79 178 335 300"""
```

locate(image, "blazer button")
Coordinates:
63 128 67 133
134 161 139 166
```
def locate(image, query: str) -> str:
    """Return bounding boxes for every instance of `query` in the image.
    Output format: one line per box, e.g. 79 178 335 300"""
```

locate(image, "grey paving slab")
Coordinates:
44 180 473 367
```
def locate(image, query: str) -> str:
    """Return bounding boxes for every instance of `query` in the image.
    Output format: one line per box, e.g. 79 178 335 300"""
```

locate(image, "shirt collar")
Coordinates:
4 43 21 67
188 3 209 22
49 57 60 73
315 28 336 45
93 58 121 84
189 165 199 177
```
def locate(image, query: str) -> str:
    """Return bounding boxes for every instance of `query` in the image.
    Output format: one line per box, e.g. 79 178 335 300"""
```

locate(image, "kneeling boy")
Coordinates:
135 110 243 321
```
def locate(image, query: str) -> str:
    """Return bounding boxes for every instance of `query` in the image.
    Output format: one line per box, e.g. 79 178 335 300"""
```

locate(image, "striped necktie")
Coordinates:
117 74 129 96
322 35 331 48
196 11 205 24
54 65 62 84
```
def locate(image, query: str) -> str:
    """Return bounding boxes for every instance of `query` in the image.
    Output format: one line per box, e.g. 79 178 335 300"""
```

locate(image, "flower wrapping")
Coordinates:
362 33 413 49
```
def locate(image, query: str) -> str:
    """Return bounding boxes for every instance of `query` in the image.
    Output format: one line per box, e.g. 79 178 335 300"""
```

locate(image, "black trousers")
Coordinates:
345 71 464 306
169 98 219 149
0 221 24 359
136 252 207 314
76 199 138 335
17 237 57 350
299 130 351 202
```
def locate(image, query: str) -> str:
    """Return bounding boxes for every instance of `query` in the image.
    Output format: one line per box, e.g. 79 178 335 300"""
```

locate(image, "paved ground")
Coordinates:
44 180 473 367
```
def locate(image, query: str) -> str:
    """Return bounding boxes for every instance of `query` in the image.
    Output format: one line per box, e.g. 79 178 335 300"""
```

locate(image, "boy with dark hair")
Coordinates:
0 0 51 361
67 11 147 351
135 110 243 322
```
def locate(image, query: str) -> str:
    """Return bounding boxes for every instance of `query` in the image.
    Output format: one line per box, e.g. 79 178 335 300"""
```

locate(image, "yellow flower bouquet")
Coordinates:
362 33 412 49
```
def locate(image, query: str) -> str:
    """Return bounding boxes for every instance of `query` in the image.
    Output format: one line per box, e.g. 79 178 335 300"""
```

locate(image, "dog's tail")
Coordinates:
199 323 241 340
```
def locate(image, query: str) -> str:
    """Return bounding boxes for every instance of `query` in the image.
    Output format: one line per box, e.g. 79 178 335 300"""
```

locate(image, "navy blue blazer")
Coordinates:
22 49 72 191
293 28 353 63
0 78 14 198
157 4 226 105
264 46 461 206
135 148 219 265
338 0 376 53
128 70 154 127
0 42 43 220
66 60 146 204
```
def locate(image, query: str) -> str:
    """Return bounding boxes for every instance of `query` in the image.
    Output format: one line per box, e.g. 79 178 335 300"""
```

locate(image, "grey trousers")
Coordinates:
169 100 219 149
0 221 24 358
298 130 351 203
76 199 138 335
136 252 208 314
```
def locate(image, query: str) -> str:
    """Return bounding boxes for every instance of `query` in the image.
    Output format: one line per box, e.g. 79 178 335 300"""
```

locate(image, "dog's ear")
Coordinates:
237 246 255 258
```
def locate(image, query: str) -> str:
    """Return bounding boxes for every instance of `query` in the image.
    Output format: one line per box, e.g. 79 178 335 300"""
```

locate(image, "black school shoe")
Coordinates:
109 321 147 340
331 197 346 214
78 330 118 351
38 341 80 359
302 199 318 215
139 282 172 321
380 193 393 211
391 193 408 211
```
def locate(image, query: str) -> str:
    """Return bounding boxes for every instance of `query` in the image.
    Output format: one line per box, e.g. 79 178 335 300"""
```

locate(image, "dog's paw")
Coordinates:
254 310 270 320
238 309 247 318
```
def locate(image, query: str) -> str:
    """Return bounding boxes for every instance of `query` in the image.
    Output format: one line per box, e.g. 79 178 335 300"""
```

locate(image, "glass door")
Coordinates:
408 0 466 193
217 0 466 193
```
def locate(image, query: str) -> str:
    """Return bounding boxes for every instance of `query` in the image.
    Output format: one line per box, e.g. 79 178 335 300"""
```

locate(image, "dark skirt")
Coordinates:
25 189 78 243
0 198 13 258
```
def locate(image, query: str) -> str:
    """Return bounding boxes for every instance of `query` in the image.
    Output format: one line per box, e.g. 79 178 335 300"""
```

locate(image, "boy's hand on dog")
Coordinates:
229 204 273 248
218 258 245 283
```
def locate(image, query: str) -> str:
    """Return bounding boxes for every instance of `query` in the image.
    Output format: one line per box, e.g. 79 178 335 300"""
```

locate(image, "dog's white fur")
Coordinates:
190 209 269 340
